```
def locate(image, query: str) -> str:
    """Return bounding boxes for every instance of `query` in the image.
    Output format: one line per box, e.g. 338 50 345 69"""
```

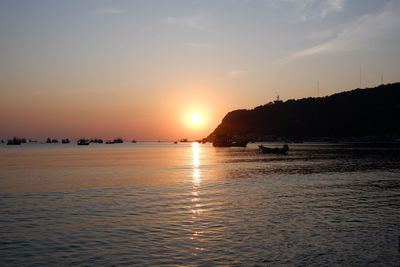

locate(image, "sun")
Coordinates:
190 114 202 125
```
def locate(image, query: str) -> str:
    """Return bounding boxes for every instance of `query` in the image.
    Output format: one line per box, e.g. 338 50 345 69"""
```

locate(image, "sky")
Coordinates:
1 0 399 141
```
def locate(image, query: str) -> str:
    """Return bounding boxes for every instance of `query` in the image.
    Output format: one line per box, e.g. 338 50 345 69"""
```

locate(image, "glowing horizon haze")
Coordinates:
1 0 400 141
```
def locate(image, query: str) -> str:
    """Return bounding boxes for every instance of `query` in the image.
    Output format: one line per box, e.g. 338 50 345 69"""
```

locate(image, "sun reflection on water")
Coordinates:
190 142 204 251
192 142 201 186
191 142 201 214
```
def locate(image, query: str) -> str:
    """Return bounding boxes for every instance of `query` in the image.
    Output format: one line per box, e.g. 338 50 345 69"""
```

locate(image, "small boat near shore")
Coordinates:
259 144 289 154
213 139 232 147
231 140 249 147
212 135 248 147
77 139 90 146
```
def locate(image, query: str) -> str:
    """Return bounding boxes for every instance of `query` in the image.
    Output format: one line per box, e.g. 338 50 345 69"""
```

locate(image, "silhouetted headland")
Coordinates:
207 83 400 143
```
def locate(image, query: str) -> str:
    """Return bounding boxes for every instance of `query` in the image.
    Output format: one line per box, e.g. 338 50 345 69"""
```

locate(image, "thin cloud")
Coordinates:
94 8 124 15
227 70 248 79
183 42 212 49
192 69 249 83
265 0 345 21
166 13 210 30
319 0 345 19
291 1 400 58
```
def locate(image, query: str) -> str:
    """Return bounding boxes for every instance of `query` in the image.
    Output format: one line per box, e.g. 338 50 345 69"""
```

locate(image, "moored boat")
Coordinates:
77 139 90 146
7 137 22 145
212 139 232 147
231 140 248 147
212 135 248 147
258 144 289 154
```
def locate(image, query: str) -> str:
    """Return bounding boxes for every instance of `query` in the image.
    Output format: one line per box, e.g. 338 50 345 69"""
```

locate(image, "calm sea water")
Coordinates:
1 142 400 266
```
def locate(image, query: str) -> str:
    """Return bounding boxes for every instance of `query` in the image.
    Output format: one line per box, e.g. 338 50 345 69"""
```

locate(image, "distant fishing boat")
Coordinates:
7 137 22 145
77 139 90 146
212 135 248 147
258 144 289 154
231 140 248 147
113 138 123 143
62 138 70 144
212 139 232 147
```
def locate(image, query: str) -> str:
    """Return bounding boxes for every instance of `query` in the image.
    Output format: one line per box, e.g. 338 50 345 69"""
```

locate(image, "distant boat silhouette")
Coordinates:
113 138 123 143
258 144 289 154
212 136 232 147
7 137 22 145
212 135 248 147
77 139 90 146
231 140 248 147
62 138 70 144
131 139 137 143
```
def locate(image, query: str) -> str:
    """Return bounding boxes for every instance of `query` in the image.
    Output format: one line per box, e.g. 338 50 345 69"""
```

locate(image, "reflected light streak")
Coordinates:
191 141 202 215
190 142 205 253
192 142 200 168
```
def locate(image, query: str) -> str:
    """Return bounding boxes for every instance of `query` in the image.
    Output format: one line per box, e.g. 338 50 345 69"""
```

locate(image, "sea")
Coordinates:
1 142 400 266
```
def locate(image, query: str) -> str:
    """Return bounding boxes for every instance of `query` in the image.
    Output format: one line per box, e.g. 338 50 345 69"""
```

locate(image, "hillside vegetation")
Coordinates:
207 83 400 140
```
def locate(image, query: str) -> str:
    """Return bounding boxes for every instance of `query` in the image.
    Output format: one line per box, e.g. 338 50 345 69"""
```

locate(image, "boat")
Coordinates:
212 135 248 147
77 139 90 146
212 139 232 147
113 138 123 143
131 140 137 143
105 140 115 144
7 137 22 145
62 138 70 144
231 140 248 147
258 144 289 154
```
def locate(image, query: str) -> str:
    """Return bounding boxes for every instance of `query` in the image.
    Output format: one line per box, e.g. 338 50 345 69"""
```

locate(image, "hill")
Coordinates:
207 83 400 141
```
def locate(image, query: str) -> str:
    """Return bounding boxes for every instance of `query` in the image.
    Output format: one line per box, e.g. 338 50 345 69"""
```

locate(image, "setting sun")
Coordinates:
190 114 202 125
